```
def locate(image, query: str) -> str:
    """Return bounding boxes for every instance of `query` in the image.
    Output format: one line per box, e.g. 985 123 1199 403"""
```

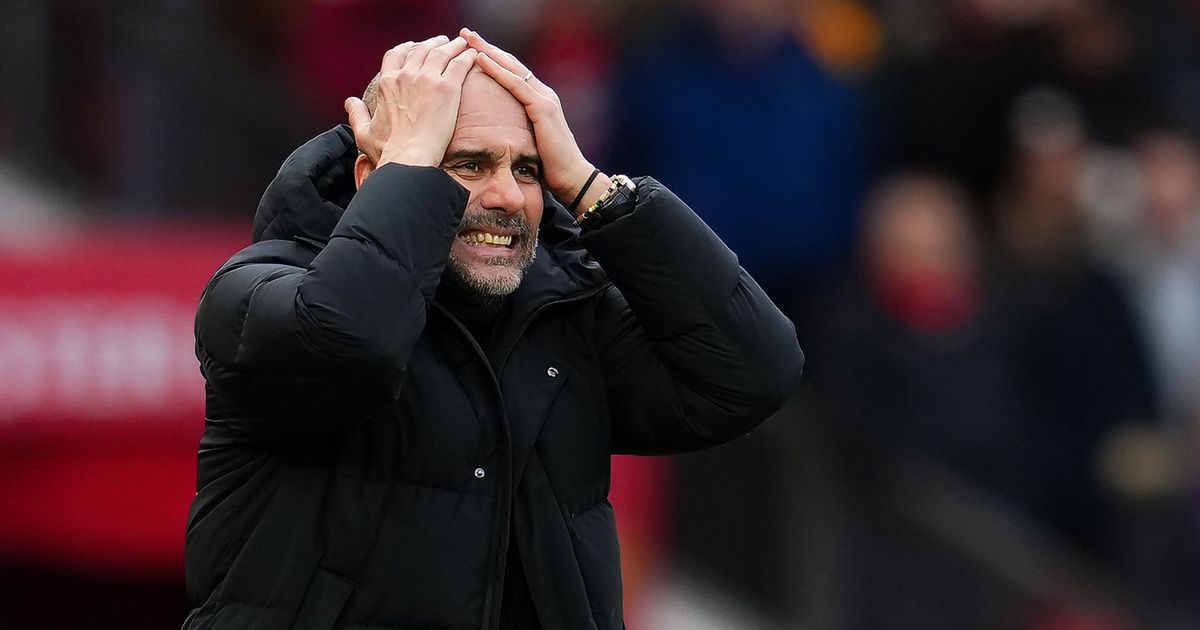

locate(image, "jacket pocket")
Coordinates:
290 566 355 630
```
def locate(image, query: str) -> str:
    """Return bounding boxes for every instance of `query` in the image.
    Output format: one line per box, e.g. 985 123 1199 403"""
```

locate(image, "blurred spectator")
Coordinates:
819 172 1034 509
813 172 1036 629
611 0 872 312
1102 128 1200 609
1120 130 1200 425
994 93 1168 586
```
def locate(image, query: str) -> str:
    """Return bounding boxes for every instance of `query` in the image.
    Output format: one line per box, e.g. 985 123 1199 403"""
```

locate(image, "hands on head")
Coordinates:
345 35 476 169
345 28 611 213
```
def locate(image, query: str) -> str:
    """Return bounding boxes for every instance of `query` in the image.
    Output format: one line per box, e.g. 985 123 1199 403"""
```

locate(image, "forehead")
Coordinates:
449 70 535 154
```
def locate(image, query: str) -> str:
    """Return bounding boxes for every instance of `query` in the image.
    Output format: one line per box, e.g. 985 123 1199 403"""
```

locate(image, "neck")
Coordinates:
436 274 507 337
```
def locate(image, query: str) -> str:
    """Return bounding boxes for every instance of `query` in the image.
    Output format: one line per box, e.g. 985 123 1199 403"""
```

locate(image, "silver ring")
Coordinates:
521 70 533 82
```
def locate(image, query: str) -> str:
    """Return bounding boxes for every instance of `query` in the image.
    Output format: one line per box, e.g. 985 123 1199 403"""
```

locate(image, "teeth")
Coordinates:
463 231 512 246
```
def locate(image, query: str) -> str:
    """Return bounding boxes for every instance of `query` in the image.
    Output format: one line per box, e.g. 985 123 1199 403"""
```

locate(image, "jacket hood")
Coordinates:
252 125 608 294
253 125 359 248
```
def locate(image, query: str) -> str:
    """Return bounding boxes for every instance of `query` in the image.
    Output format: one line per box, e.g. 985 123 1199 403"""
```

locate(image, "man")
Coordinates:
184 30 802 630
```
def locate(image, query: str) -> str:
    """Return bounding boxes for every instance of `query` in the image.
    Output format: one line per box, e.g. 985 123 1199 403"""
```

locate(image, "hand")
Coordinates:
461 28 611 211
345 35 478 167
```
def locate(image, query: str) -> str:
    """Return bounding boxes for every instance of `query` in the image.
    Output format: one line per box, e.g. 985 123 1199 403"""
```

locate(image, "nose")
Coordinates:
480 170 524 215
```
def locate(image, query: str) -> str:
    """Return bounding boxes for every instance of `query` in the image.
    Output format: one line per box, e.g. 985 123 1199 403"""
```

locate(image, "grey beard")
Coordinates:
438 246 536 326
441 210 538 305
441 244 537 302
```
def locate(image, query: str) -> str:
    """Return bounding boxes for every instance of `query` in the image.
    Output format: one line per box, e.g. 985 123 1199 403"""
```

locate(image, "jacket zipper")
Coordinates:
430 281 611 630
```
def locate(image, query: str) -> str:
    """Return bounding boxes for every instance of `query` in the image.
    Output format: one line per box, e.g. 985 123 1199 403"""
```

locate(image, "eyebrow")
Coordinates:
443 148 501 165
443 148 542 170
513 152 543 170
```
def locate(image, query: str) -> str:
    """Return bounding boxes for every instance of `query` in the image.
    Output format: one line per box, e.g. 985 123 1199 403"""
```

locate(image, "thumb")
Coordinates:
344 97 376 157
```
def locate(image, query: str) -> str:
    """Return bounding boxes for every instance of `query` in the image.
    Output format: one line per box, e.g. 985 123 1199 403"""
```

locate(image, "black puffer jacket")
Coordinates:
184 126 803 630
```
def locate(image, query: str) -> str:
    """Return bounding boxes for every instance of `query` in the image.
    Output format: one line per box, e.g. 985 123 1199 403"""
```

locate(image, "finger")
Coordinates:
462 28 517 64
381 41 415 72
475 52 539 106
463 29 529 77
464 30 551 93
402 34 451 72
442 48 478 82
344 97 375 156
344 96 370 131
423 36 469 73
382 35 442 72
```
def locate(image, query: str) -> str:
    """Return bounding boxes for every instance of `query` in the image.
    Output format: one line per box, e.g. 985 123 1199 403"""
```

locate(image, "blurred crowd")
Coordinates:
4 0 1200 628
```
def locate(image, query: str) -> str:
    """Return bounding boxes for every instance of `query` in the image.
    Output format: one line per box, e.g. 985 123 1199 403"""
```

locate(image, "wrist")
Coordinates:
572 173 612 216
559 165 611 217
553 163 601 202
378 143 442 168
575 174 635 228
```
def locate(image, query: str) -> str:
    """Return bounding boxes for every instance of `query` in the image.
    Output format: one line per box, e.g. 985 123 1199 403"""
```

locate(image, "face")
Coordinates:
867 178 976 282
439 69 543 298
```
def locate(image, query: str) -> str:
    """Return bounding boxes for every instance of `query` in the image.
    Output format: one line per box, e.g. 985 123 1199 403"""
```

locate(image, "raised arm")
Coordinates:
195 37 479 440
584 180 804 453
465 29 803 453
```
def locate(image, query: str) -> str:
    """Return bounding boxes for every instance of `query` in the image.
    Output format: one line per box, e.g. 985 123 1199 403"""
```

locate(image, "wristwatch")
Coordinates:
575 175 636 227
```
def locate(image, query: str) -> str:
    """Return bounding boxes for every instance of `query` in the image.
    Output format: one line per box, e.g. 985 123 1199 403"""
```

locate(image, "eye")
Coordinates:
514 164 541 183
444 160 484 179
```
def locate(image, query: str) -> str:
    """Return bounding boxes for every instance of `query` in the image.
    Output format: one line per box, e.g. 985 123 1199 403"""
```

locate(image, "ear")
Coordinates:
354 154 376 190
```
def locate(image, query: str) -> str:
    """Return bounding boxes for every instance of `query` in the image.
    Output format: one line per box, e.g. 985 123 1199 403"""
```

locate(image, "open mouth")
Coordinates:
458 229 516 248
